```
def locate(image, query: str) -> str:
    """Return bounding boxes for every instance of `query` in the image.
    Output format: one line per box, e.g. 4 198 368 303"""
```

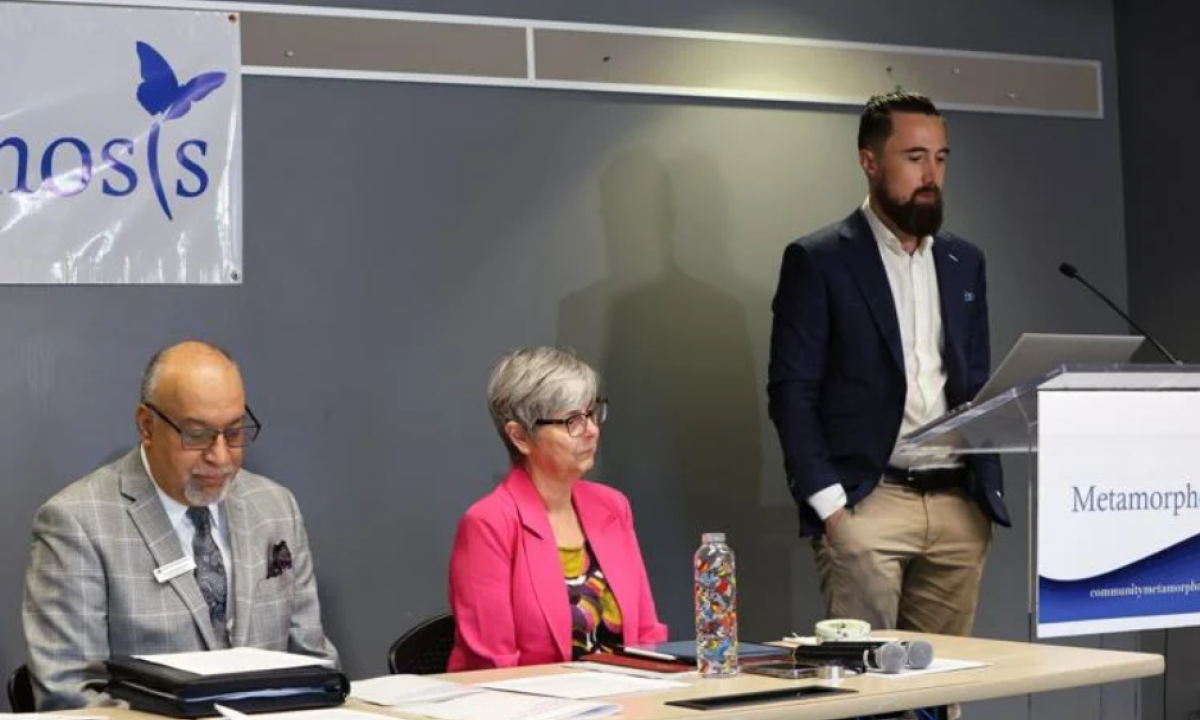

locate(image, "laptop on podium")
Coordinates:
973 332 1145 404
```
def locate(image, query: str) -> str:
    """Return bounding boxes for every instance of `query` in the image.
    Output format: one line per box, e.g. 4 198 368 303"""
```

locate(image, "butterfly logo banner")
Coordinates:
0 4 241 284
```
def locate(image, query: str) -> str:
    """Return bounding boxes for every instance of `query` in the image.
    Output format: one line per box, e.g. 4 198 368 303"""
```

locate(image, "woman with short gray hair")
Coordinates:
448 347 667 671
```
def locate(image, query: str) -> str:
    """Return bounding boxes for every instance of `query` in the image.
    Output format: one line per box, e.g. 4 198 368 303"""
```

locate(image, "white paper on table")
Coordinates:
217 707 385 720
396 690 618 720
351 675 482 705
214 704 252 720
478 671 687 699
866 658 990 678
565 662 697 680
0 715 108 720
135 647 332 675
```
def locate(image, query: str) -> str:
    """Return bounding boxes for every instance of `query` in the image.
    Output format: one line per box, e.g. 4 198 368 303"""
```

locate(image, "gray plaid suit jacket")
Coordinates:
22 448 339 710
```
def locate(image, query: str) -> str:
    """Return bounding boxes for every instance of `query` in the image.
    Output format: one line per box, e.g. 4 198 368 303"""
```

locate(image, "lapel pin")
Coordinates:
963 290 976 302
949 253 960 263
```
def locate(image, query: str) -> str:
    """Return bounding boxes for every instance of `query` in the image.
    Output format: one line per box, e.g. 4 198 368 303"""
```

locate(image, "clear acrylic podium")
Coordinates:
896 363 1200 638
898 363 1200 456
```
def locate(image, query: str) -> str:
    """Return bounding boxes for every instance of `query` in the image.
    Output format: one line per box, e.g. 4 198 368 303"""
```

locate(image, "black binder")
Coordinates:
105 657 349 718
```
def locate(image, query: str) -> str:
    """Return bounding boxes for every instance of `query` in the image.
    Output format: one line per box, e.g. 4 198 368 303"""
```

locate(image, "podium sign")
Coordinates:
1038 390 1200 637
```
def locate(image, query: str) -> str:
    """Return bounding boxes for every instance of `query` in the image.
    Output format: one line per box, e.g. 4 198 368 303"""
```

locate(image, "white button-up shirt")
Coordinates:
860 200 954 469
807 199 957 520
141 444 233 575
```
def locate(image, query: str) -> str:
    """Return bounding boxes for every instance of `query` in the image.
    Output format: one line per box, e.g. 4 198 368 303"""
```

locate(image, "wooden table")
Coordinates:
84 632 1164 720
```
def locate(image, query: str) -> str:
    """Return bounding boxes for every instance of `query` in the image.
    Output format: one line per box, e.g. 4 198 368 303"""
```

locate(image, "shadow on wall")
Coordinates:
557 149 792 640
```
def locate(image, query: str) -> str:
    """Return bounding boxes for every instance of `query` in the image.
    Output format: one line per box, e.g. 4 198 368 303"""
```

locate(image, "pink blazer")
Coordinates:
447 467 668 670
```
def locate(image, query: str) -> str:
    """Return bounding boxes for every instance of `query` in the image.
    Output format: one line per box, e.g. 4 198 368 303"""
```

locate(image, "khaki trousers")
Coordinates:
813 481 992 635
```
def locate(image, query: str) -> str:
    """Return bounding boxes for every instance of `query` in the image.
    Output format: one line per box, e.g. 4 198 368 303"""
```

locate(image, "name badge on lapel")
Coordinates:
153 555 196 584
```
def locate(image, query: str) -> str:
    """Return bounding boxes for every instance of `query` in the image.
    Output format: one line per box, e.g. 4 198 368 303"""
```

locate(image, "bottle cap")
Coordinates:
701 532 726 544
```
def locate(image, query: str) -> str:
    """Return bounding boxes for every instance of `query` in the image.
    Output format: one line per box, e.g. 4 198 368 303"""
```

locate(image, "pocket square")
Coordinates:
267 540 293 578
963 290 976 303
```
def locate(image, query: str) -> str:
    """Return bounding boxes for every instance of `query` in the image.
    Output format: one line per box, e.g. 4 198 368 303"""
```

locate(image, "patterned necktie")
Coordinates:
187 506 230 647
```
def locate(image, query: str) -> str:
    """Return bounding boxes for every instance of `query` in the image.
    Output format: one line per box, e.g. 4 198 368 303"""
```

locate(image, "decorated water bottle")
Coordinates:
694 532 738 676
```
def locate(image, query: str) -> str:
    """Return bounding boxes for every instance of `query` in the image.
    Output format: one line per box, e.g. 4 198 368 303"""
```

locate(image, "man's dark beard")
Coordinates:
875 186 944 238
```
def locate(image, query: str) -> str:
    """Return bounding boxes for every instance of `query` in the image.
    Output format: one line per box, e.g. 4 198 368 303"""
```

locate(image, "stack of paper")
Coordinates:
351 675 480 705
346 668 688 720
217 696 616 720
866 658 989 678
0 715 107 720
400 691 618 720
478 672 688 699
134 647 334 674
567 661 695 680
217 707 381 720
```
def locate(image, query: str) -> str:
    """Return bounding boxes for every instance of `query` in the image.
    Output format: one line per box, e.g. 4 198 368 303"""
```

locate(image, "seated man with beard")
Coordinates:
23 341 338 710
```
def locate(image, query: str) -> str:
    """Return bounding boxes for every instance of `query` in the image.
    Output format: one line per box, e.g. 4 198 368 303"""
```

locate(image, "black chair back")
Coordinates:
387 613 456 675
7 665 34 713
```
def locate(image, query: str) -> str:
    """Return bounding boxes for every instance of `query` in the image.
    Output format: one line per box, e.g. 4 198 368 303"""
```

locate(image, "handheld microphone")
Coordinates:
903 639 935 670
792 639 934 674
1058 262 1181 365
866 642 908 673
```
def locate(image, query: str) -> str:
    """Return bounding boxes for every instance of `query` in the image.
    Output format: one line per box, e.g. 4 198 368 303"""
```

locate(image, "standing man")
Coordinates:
23 341 338 709
768 92 1010 636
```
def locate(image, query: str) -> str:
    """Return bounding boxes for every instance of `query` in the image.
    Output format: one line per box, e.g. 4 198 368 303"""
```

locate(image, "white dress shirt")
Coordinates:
807 199 957 521
141 444 233 579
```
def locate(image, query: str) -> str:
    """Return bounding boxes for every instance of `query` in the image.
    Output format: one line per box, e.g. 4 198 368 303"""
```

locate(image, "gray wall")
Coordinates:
0 1 1142 719
1115 2 1200 719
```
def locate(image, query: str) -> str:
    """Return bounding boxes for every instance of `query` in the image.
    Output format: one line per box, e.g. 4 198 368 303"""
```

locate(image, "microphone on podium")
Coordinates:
1058 262 1182 365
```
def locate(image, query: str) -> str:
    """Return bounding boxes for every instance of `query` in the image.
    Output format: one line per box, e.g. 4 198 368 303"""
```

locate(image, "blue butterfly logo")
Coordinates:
134 42 227 220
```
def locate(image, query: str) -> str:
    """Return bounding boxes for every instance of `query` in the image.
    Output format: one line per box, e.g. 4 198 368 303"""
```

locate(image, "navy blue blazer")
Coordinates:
768 209 1011 536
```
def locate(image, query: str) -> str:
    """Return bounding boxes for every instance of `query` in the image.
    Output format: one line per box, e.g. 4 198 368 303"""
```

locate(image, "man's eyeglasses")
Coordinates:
534 398 608 438
144 402 262 450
